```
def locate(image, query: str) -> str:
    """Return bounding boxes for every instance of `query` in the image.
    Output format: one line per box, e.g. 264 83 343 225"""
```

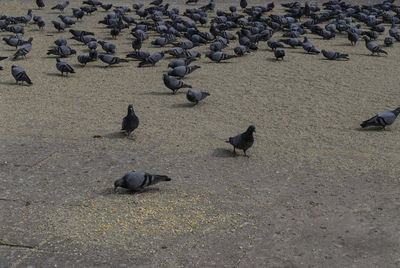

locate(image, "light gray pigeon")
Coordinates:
47 45 76 57
77 54 92 66
56 58 75 75
321 50 349 60
98 54 128 67
114 171 171 192
51 1 69 12
163 74 192 94
363 36 387 55
167 58 195 68
186 89 210 104
226 125 256 156
168 65 200 78
11 65 32 85
360 107 400 129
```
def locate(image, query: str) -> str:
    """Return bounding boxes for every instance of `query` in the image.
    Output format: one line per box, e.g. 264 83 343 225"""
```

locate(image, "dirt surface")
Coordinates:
1 0 400 267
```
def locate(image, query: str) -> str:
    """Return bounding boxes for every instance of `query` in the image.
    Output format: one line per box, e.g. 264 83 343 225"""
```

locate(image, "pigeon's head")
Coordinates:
71 49 77 55
114 178 124 192
363 36 369 41
205 52 212 58
395 107 400 114
127 104 134 114
247 125 256 133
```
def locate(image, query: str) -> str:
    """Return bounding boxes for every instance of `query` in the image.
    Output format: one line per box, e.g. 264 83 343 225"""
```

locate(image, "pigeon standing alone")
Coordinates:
56 58 75 75
163 74 192 94
360 107 400 130
114 171 171 192
186 89 210 105
121 104 139 137
321 50 349 60
363 36 387 55
226 125 256 156
11 65 32 85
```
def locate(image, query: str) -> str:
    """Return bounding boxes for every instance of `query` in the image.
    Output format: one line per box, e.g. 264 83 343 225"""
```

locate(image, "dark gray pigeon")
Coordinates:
51 1 69 12
274 49 285 60
384 36 395 46
205 51 237 62
163 74 192 94
234 45 250 56
186 89 210 104
321 50 349 60
98 54 128 67
56 58 75 75
126 51 149 60
11 65 32 85
360 107 400 129
168 58 195 68
168 65 200 78
302 37 320 54
36 0 45 8
121 104 139 137
47 45 76 57
138 52 164 67
13 37 32 60
114 171 171 192
226 125 255 156
363 36 387 55
77 54 92 66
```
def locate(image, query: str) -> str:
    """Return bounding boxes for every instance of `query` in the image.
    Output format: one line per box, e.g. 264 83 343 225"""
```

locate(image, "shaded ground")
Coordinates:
1 0 400 267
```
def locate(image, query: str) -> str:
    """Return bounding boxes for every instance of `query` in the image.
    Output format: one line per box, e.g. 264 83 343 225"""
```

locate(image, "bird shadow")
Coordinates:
105 187 160 195
355 127 386 131
45 72 63 77
141 91 172 96
266 58 279 62
212 148 236 158
100 131 127 139
0 81 18 86
171 103 194 108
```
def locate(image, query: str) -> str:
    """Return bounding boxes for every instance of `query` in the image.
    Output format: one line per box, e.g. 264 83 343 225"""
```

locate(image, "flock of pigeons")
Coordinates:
2 0 400 192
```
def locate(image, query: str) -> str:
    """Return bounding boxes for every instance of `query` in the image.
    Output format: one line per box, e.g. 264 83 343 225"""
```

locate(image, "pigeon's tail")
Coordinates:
379 48 388 54
119 58 129 63
338 53 349 59
182 83 192 89
154 175 171 182
225 137 233 144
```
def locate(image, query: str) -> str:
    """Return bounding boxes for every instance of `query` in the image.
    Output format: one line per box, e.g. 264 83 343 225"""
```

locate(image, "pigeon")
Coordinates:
54 38 67 46
163 74 192 94
70 29 94 36
205 52 237 62
389 23 400 41
72 8 85 20
121 104 139 137
274 49 285 60
361 107 400 129
98 41 116 53
36 0 45 8
132 38 142 51
126 51 150 61
3 35 23 49
186 89 210 104
98 54 128 67
168 65 200 78
47 45 76 57
71 35 95 44
58 15 75 26
100 3 113 11
240 0 247 9
12 37 33 60
384 36 395 47
138 52 164 67
56 58 75 75
363 36 387 55
114 171 171 192
11 65 32 85
51 1 69 12
77 54 92 66
302 37 320 54
321 50 349 60
88 41 97 50
6 26 24 35
168 58 196 68
234 45 250 56
267 40 284 50
51 21 66 32
226 125 256 156
37 19 45 30
347 30 359 46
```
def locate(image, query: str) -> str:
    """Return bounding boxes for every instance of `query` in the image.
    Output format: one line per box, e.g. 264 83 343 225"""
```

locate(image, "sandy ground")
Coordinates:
1 0 400 267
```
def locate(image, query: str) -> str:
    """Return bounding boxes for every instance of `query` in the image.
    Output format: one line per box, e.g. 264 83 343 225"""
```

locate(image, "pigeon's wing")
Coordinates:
377 111 397 125
229 133 242 146
124 172 146 190
122 116 127 130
